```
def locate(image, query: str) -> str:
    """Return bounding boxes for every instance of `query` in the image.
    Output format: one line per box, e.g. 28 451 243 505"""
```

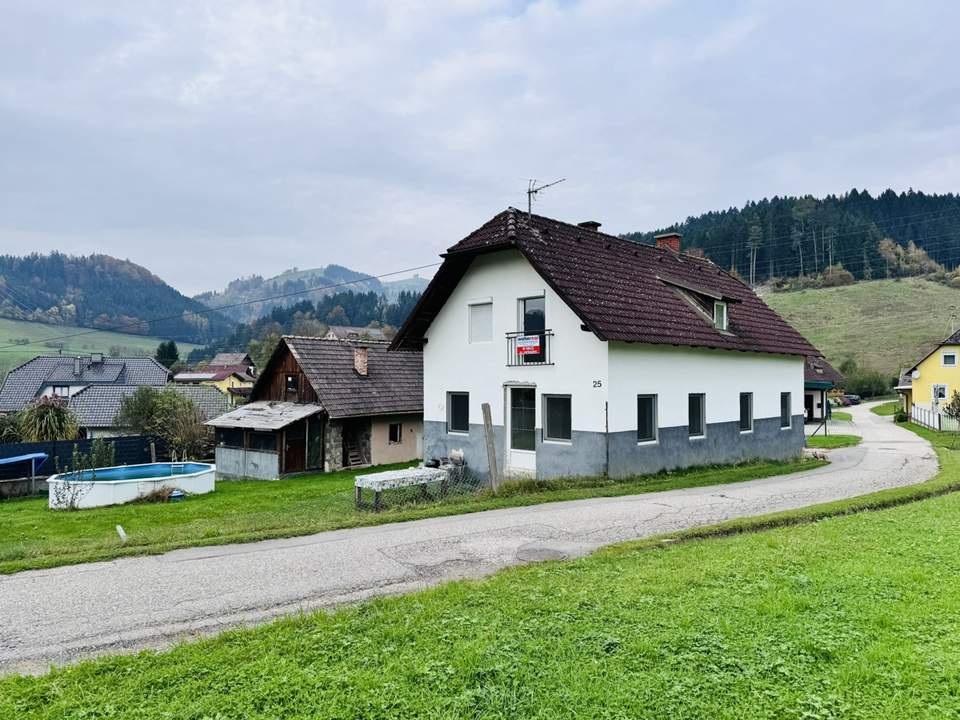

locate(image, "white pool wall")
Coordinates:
48 463 216 510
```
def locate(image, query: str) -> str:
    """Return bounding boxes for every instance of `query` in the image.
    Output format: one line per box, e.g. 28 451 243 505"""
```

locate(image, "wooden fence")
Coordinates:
0 436 157 481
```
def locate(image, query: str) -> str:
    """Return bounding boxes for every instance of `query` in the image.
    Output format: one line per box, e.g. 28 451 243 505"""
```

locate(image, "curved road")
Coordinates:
0 401 936 674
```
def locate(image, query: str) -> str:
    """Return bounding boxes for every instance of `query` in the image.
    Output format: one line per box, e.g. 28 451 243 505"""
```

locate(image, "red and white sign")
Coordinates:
516 334 541 355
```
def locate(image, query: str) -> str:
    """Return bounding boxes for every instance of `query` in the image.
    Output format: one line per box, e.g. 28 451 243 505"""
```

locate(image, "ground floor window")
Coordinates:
637 395 657 442
780 392 792 429
216 427 244 448
543 395 572 442
447 392 469 434
739 392 753 432
688 393 705 437
388 422 402 443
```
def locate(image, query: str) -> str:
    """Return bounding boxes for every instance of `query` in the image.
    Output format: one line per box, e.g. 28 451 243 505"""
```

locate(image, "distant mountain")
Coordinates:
623 188 960 285
382 274 430 301
194 264 387 323
0 252 233 344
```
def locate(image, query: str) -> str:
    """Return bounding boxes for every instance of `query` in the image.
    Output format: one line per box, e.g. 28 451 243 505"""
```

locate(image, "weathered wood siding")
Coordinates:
251 341 318 404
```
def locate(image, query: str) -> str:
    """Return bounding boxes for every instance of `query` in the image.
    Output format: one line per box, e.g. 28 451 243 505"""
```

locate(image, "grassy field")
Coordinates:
0 317 200 378
765 277 960 375
2 425 958 718
0 458 822 575
830 410 853 422
871 401 899 416
806 433 861 449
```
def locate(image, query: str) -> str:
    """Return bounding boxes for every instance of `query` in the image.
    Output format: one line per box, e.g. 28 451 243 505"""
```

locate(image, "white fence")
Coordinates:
911 403 960 432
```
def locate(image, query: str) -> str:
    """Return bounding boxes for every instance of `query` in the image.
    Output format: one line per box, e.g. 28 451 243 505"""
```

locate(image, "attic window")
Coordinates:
713 301 728 331
285 374 299 394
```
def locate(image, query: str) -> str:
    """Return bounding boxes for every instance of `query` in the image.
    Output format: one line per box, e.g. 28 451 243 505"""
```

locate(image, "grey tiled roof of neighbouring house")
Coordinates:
325 325 388 341
209 353 253 367
0 356 170 413
169 383 231 421
255 337 423 419
67 385 143 428
896 370 913 389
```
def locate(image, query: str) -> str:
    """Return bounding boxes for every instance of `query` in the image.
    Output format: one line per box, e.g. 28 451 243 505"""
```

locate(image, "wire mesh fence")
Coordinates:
354 455 489 511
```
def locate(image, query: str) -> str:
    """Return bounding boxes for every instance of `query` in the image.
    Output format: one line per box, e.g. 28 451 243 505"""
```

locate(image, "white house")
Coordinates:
391 208 823 480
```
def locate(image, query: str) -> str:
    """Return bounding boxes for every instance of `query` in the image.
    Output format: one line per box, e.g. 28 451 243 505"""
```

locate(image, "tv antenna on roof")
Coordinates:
527 178 566 216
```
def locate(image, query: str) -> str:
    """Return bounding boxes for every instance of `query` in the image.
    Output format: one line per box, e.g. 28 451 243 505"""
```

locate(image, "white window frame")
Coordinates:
739 392 753 433
51 385 70 398
933 384 948 404
467 299 493 344
516 292 546 332
542 394 572 444
943 352 957 368
780 392 792 430
446 391 470 435
713 301 728 331
637 394 658 445
688 393 706 439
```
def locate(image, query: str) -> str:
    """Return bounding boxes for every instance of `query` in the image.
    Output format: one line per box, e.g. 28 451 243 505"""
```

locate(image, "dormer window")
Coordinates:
713 301 728 331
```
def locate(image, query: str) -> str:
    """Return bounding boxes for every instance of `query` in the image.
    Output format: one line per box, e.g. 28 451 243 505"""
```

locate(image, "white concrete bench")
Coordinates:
354 467 449 510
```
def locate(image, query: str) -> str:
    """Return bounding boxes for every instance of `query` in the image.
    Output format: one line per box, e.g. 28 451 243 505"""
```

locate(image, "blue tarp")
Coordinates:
0 452 48 472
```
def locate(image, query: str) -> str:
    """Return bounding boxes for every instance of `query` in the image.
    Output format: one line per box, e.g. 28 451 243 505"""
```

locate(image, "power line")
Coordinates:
0 262 441 353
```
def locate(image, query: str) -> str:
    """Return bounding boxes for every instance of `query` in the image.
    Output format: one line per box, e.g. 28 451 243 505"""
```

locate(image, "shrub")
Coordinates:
843 370 891 398
18 396 80 442
894 410 908 423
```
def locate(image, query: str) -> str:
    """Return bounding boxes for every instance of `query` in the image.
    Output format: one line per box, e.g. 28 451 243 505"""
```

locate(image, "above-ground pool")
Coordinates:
48 462 215 509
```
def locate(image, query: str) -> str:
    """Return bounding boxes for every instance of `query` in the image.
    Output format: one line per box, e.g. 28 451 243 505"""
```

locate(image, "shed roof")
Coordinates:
391 208 819 358
206 401 323 431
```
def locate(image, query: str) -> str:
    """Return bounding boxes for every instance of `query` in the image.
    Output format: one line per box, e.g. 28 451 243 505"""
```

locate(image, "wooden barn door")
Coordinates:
284 420 306 474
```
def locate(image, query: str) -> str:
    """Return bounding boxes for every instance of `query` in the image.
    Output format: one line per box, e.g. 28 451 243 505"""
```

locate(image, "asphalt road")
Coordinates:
0 401 937 675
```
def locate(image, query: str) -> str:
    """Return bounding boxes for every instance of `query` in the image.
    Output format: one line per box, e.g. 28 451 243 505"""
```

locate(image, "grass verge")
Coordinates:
805 434 861 449
0 425 955 718
871 401 899 416
0 457 823 575
830 410 853 422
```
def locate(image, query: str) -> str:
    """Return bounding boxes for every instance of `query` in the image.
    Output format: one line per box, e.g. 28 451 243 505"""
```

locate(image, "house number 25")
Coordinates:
593 380 603 388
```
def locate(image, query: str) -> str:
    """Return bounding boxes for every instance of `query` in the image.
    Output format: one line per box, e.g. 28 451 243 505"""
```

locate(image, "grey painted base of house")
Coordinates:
424 415 805 482
607 414 804 479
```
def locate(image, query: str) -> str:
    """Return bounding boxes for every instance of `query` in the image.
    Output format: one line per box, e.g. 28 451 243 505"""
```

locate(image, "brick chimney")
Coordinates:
578 220 602 232
654 232 681 253
354 346 368 376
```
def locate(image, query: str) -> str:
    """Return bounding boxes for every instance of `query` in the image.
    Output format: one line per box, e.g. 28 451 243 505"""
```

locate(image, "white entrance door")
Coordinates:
507 387 537 477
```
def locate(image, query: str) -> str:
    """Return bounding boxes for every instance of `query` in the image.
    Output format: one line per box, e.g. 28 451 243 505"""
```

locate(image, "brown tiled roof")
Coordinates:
282 337 422 419
392 208 820 356
804 355 843 386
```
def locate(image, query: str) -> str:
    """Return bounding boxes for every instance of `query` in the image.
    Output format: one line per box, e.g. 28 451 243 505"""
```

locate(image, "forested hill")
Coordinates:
623 189 960 284
195 264 394 323
0 253 233 344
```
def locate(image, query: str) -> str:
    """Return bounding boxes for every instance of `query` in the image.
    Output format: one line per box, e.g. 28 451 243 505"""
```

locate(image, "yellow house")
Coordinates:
899 332 960 420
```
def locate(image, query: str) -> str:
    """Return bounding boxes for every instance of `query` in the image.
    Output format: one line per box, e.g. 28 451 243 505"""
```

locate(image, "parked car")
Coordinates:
843 394 862 405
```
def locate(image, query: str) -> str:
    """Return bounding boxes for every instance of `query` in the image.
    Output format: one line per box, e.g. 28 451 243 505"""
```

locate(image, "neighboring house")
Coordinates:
391 208 820 481
804 355 843 422
0 354 170 420
172 352 258 407
66 383 229 438
324 325 388 342
207 337 422 480
173 368 255 407
898 329 960 418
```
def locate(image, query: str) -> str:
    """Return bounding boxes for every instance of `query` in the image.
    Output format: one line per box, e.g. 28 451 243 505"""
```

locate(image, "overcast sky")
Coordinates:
1 1 958 295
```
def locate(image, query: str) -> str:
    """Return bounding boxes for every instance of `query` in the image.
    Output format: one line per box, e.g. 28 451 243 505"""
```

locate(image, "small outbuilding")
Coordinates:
206 337 423 480
804 355 843 422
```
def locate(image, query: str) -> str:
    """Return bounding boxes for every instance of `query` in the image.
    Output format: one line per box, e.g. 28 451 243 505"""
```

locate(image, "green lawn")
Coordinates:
764 277 960 374
830 410 853 422
871 401 899 416
0 458 822 575
806 433 861 449
2 425 958 718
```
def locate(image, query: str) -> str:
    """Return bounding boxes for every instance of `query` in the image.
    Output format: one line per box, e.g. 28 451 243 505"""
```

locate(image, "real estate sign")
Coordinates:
516 335 541 355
